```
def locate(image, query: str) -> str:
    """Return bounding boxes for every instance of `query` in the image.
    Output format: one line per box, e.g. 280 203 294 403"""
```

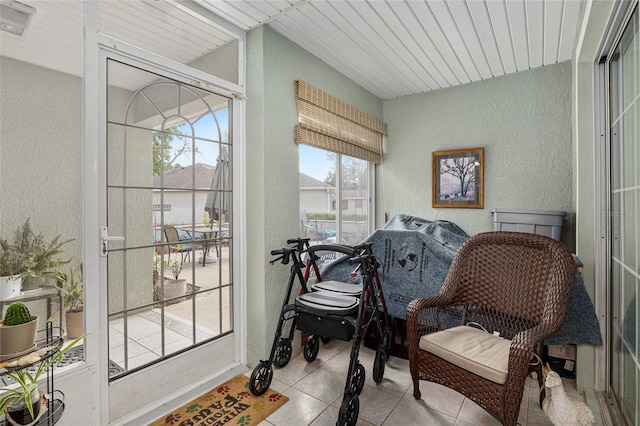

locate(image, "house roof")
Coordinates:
300 173 332 190
153 163 215 190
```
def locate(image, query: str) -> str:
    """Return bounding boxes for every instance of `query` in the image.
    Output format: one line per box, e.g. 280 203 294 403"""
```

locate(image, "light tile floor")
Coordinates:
255 339 586 426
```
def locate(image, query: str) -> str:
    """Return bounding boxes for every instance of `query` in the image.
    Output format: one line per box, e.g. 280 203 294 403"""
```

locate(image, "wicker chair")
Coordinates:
406 231 576 426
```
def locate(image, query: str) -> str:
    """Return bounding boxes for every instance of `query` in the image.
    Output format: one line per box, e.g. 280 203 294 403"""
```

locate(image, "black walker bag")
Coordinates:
295 290 359 341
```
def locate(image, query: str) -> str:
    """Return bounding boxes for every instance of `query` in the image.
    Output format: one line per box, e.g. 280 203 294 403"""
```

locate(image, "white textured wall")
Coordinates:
0 56 83 297
245 26 383 365
381 62 573 242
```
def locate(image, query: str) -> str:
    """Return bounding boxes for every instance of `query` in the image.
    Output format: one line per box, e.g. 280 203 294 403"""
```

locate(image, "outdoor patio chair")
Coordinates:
406 231 575 426
300 209 316 237
163 225 199 265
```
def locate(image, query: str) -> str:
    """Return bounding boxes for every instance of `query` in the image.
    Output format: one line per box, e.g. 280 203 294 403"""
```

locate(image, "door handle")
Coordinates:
100 227 125 257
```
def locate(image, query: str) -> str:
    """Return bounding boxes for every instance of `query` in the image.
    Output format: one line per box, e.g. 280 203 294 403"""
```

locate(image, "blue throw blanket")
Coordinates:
320 214 601 346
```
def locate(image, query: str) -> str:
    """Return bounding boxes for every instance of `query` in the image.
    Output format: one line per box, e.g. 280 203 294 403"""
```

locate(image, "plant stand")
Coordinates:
0 323 65 426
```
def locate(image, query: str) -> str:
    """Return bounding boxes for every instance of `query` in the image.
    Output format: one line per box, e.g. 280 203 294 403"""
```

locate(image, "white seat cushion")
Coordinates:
296 291 359 315
311 280 362 296
419 325 512 384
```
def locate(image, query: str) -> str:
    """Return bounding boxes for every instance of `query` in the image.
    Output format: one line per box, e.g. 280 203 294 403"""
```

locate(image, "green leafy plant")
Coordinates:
2 302 32 326
0 240 34 278
153 254 182 281
0 334 89 422
0 219 72 282
56 267 83 313
165 258 182 280
202 212 212 228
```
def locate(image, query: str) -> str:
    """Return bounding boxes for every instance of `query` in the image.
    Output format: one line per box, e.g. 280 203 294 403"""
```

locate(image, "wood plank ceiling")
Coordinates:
0 0 583 100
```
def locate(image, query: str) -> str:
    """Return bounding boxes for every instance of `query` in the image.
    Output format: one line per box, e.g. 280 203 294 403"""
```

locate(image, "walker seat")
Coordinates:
310 280 363 296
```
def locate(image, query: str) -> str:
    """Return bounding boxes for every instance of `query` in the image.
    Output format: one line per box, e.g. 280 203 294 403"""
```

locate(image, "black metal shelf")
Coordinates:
0 323 66 425
1 326 64 377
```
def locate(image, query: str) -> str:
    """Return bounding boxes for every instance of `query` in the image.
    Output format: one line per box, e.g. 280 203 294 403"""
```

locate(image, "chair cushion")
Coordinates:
419 325 511 384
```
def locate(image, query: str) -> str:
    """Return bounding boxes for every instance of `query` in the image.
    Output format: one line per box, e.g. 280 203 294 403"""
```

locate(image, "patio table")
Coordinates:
190 226 229 266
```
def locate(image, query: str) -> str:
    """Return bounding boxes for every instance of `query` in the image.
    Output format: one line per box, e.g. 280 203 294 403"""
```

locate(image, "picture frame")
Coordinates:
432 147 484 209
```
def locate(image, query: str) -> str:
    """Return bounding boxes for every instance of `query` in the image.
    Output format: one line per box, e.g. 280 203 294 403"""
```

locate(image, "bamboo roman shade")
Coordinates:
294 79 387 164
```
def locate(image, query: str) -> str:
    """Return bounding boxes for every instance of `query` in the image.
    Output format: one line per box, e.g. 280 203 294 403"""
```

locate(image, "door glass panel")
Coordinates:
107 59 232 379
608 6 639 424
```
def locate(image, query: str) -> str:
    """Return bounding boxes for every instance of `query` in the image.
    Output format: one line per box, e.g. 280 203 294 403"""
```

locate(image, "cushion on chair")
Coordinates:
419 325 512 384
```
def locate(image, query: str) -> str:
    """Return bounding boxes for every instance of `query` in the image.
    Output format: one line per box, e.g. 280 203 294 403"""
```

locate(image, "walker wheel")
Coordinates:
337 393 359 426
373 348 386 384
321 336 331 344
349 363 366 395
381 330 392 361
249 361 273 396
303 335 320 362
274 338 292 368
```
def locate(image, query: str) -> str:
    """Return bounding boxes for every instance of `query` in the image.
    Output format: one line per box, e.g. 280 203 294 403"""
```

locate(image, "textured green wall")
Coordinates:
245 26 383 365
381 62 573 241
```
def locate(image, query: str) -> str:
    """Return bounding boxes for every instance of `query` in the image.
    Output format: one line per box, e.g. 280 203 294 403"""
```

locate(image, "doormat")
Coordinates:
149 375 288 426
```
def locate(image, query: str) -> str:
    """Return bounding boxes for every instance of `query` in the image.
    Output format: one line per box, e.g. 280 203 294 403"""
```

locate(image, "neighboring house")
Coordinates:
152 163 215 226
299 173 366 215
299 172 332 213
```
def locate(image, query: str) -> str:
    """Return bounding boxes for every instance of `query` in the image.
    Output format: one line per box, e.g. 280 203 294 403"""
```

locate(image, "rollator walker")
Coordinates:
249 238 391 426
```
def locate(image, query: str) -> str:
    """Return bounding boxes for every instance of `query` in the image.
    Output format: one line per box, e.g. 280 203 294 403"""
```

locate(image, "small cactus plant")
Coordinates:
2 302 32 326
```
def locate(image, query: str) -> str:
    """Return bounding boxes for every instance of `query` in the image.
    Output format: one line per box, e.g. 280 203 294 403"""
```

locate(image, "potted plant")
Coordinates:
153 255 186 300
0 302 38 360
0 219 72 294
11 219 72 292
0 242 32 300
56 267 83 339
0 333 87 425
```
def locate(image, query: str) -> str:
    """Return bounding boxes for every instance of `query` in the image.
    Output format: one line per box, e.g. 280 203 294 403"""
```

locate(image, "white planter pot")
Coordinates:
163 278 187 299
0 275 22 300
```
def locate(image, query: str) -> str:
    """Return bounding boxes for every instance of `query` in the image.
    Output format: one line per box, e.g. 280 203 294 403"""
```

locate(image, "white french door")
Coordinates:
605 4 640 424
95 46 244 423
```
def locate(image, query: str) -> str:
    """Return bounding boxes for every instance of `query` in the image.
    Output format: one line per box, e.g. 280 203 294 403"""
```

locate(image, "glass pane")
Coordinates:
623 107 637 188
221 285 233 334
623 348 637 422
107 60 233 380
612 262 622 330
619 13 639 110
340 155 369 245
609 8 640 421
622 270 637 346
299 145 337 243
623 191 637 267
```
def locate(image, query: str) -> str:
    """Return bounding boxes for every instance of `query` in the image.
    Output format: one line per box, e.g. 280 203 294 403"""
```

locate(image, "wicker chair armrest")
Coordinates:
507 321 560 381
406 295 454 354
407 295 450 330
511 316 563 353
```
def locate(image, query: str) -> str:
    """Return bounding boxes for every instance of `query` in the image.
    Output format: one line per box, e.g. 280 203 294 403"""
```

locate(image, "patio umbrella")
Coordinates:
205 145 231 223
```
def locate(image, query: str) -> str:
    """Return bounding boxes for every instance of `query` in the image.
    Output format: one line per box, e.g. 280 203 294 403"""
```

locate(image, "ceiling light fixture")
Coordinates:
0 1 36 36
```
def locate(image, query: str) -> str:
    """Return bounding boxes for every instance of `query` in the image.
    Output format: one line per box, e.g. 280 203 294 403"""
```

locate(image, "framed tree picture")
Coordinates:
432 147 484 208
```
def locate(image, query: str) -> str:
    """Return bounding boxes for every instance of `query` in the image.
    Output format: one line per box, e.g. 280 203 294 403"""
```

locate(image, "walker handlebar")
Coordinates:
269 248 291 265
